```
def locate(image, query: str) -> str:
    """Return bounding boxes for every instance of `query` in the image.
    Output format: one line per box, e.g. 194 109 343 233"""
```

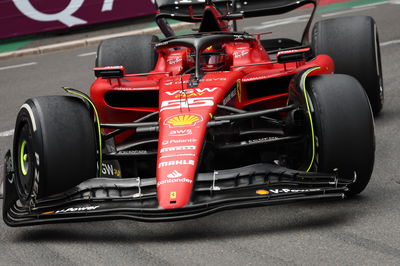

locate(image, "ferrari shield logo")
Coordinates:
170 191 177 199
236 80 242 103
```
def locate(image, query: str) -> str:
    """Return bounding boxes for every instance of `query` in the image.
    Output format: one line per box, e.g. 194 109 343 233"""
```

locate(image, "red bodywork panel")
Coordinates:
90 39 334 209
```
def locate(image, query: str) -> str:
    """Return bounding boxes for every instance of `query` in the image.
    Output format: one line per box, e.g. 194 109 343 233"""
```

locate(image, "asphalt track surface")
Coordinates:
1 2 400 265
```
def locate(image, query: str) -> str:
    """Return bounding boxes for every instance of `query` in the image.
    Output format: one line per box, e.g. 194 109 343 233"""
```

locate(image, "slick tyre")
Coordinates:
307 75 375 196
96 35 159 74
13 96 97 204
312 16 383 115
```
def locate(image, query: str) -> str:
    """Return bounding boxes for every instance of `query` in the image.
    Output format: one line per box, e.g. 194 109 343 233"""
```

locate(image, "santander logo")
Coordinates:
167 170 183 178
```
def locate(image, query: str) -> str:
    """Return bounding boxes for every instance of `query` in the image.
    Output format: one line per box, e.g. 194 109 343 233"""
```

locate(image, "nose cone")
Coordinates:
156 113 207 209
157 166 196 208
156 72 241 208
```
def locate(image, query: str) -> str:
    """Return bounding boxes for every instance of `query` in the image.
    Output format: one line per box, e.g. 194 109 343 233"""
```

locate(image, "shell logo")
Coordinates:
165 114 203 127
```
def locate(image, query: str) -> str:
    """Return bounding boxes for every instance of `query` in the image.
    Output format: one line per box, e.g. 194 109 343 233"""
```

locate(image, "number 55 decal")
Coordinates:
160 97 214 112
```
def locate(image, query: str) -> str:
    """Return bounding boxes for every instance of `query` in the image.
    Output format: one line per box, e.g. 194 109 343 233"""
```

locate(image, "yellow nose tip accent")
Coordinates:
256 189 269 195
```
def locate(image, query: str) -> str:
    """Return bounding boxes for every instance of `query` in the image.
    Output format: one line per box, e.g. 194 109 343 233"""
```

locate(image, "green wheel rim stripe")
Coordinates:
302 66 321 173
20 140 28 175
301 67 321 172
63 87 103 177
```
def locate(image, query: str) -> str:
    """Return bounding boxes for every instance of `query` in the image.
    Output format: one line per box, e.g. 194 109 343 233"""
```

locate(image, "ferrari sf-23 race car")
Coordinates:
2 0 383 226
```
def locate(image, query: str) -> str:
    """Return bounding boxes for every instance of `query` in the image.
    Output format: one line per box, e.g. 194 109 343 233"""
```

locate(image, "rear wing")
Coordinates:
156 0 231 22
155 0 318 43
155 0 317 21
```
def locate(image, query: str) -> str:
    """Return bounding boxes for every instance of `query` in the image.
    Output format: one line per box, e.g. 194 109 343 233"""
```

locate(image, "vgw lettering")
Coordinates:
165 87 218 98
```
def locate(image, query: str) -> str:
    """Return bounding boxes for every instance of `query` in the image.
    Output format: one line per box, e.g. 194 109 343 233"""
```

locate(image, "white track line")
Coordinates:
246 1 389 30
321 6 375 17
354 1 388 8
381 39 400 47
0 22 192 60
245 15 309 30
0 129 14 137
78 51 97 57
322 1 388 18
0 62 37 71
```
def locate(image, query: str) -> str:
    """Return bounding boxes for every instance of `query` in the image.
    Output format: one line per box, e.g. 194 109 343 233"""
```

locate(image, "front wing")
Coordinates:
3 154 354 226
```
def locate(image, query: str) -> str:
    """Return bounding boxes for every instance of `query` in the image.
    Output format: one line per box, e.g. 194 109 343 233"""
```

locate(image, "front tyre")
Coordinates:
13 96 97 204
307 75 375 196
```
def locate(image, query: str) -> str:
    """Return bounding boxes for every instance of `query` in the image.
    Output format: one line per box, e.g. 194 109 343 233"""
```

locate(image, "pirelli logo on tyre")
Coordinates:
164 114 203 127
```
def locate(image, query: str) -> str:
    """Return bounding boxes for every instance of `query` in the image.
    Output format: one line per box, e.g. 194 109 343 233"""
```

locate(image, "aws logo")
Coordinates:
169 129 193 137
164 114 203 127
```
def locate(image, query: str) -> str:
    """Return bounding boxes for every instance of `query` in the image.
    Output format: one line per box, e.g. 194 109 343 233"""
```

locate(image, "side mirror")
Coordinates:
93 66 126 78
277 48 312 63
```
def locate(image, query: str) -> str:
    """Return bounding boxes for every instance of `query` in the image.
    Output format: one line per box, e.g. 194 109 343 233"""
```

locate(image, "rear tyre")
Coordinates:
96 35 159 74
312 16 383 115
307 74 375 196
13 96 97 204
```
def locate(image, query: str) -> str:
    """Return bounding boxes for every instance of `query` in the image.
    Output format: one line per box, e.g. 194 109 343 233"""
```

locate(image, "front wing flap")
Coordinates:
3 162 354 226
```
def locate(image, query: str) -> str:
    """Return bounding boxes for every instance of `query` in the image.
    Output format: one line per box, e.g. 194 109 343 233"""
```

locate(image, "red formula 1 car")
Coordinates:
2 0 382 226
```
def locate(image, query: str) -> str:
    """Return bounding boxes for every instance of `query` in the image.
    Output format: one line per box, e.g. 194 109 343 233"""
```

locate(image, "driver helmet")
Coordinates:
200 44 227 71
